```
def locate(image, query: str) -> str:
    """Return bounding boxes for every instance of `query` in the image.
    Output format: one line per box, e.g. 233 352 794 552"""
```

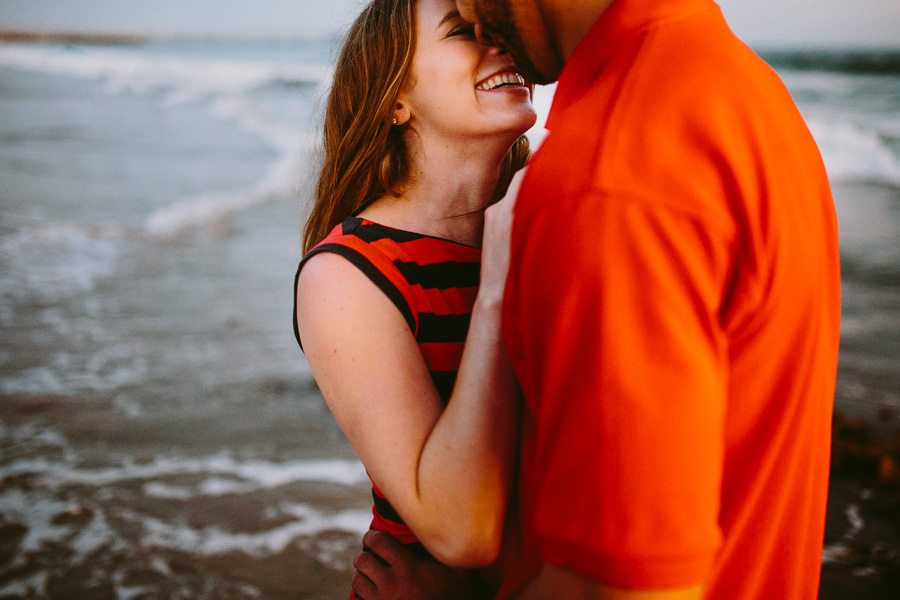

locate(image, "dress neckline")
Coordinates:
350 217 482 250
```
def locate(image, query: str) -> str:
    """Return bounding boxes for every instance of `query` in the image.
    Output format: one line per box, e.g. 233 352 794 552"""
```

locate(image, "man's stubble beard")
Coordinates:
474 0 558 85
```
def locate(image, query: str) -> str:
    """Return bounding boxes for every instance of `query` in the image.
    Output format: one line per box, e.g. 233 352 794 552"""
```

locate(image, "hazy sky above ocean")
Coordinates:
0 0 898 48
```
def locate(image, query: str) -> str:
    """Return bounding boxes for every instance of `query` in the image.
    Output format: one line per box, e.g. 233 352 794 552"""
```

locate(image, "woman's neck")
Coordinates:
359 132 512 248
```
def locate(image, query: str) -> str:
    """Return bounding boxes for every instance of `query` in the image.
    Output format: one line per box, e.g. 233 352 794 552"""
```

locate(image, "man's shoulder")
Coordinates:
526 10 821 221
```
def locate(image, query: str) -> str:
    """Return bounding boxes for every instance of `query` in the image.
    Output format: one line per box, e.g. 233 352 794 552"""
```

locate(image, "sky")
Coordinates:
0 0 898 48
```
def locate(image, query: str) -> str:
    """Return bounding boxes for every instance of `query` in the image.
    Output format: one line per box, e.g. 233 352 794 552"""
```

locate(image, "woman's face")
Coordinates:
399 0 537 144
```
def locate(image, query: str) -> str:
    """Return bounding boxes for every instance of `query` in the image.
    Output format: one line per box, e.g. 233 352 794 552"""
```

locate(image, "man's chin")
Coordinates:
511 50 558 86
474 4 559 85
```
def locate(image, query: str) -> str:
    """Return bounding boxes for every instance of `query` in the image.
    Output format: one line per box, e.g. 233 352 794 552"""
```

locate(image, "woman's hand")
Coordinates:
479 167 527 306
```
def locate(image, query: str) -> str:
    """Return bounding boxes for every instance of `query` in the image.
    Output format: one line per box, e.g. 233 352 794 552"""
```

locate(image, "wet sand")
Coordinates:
0 383 369 600
820 411 900 598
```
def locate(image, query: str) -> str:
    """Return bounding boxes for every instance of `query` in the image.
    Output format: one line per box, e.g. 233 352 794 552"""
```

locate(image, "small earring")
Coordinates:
392 118 398 125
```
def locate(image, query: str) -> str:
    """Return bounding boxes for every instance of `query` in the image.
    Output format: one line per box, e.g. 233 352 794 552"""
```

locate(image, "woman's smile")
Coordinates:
475 70 527 91
400 0 536 142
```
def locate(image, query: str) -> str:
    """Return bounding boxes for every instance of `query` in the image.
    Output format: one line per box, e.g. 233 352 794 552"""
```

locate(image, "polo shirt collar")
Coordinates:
545 0 720 131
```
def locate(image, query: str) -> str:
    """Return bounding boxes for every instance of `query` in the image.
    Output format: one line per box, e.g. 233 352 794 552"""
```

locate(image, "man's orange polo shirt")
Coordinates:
503 0 841 597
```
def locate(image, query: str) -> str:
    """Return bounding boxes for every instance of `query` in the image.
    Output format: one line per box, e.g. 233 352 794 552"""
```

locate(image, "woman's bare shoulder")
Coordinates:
295 250 413 353
297 251 394 320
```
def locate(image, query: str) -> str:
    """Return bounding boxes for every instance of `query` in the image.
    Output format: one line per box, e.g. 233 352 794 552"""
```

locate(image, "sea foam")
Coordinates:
143 132 319 237
0 43 330 103
808 118 900 187
0 453 369 491
0 43 327 237
130 503 370 557
0 223 129 301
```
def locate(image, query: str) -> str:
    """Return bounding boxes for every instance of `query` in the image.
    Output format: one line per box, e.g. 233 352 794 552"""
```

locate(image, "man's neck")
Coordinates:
539 0 616 64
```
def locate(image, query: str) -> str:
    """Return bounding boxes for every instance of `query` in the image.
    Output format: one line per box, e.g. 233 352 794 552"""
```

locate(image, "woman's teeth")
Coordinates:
476 72 525 91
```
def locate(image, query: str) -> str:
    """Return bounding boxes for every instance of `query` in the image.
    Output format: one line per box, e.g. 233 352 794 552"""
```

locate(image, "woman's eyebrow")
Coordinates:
437 10 462 31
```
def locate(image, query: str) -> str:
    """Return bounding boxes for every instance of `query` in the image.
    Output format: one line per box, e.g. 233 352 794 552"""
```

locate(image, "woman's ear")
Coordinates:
392 101 411 126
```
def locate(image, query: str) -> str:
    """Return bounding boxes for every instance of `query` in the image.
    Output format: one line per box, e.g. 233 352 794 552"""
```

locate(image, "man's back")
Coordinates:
504 0 841 597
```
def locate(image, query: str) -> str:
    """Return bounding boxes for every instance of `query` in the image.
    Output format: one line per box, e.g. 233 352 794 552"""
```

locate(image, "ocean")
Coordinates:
0 39 898 599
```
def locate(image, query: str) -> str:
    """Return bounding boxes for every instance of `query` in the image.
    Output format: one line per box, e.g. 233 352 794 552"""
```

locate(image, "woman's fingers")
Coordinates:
480 167 527 301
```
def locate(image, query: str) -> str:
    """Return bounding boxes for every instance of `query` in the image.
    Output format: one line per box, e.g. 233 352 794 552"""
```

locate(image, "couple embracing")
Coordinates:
293 0 841 598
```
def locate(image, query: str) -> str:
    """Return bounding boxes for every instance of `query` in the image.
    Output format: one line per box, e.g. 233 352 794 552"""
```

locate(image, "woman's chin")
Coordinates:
485 104 538 139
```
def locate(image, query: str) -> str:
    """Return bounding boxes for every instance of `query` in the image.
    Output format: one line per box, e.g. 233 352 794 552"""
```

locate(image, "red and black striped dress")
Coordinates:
292 216 481 564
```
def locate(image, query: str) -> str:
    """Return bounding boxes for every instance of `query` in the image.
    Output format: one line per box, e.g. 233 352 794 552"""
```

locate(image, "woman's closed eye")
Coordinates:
447 23 476 39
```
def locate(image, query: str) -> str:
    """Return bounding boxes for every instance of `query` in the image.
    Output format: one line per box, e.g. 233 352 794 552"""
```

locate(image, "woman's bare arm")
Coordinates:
296 196 520 568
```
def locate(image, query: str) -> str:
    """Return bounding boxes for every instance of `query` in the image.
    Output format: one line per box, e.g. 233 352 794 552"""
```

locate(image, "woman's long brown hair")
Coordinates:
303 0 530 254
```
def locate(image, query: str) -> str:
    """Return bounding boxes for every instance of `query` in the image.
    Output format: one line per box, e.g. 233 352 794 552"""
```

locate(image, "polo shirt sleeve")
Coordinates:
504 188 733 588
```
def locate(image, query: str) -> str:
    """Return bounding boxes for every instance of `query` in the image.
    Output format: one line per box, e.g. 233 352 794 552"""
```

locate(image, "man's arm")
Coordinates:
516 564 703 600
503 186 731 591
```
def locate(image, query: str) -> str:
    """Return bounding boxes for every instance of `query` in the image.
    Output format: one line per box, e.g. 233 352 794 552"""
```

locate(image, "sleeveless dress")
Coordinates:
293 217 481 594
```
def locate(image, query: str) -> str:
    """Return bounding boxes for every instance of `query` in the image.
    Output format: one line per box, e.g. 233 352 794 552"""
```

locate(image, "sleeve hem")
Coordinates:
293 243 417 349
540 534 715 589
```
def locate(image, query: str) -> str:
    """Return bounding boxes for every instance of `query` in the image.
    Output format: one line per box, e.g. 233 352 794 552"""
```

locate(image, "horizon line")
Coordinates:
0 29 340 45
